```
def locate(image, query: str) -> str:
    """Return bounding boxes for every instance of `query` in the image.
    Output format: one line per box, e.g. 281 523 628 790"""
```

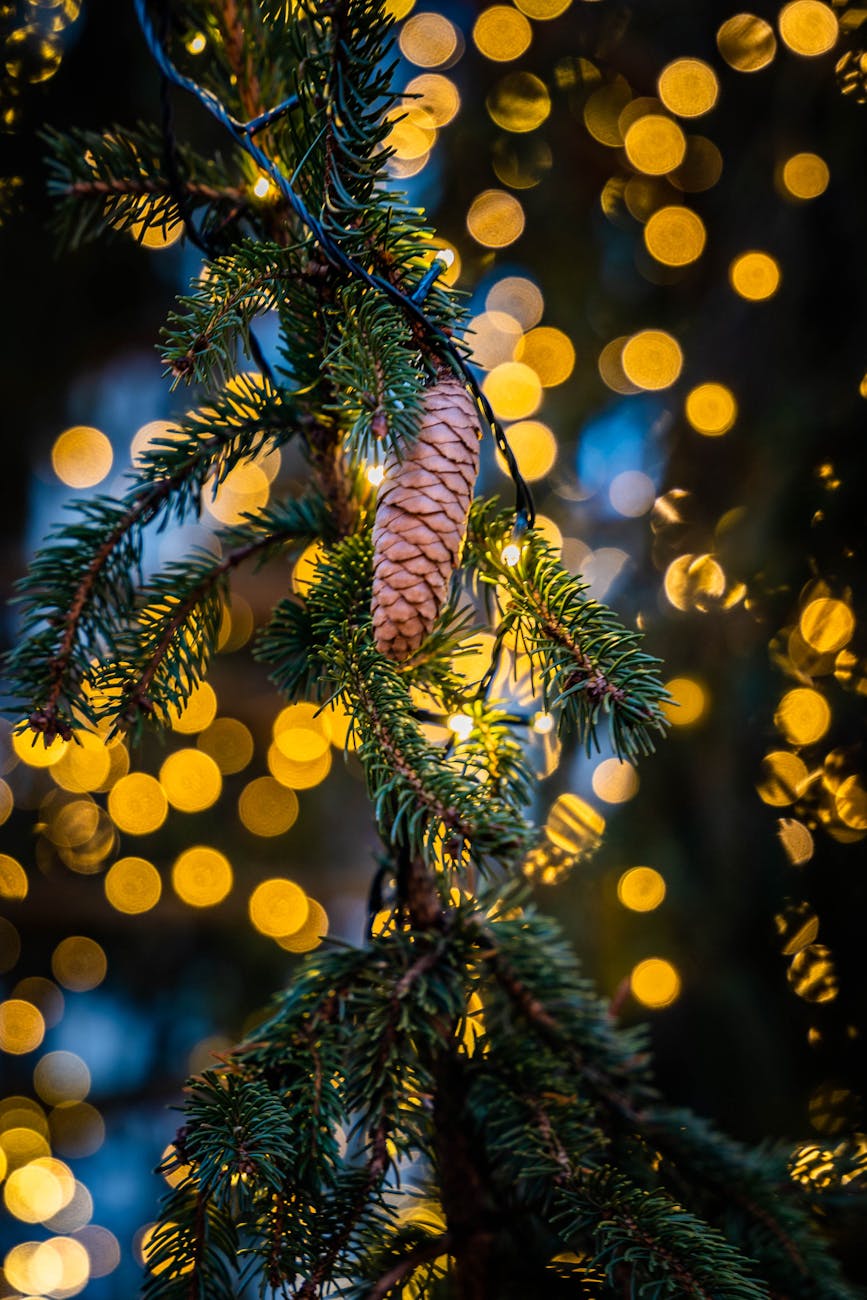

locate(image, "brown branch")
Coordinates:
522 583 627 708
65 176 246 203
123 529 294 721
364 1232 453 1300
353 678 474 840
170 266 280 380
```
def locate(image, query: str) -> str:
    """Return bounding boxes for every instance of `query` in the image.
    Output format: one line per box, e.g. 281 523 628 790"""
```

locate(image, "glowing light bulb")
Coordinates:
501 542 522 566
253 176 272 199
447 713 474 740
366 464 385 487
435 247 456 269
532 711 554 734
186 32 206 54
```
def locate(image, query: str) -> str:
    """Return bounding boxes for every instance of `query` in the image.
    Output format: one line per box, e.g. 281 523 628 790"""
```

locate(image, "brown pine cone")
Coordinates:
371 375 482 661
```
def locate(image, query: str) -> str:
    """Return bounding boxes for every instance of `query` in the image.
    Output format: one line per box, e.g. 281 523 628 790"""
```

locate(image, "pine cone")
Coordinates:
371 375 482 661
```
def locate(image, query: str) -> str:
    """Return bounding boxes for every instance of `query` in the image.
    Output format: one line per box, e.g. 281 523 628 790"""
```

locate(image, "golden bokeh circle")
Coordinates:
51 426 113 489
643 205 706 266
249 878 309 939
782 151 829 199
466 189 525 248
171 846 233 908
778 1 838 56
717 13 777 71
631 958 681 1008
623 114 686 175
657 58 719 117
472 6 532 61
621 329 683 390
684 382 737 436
104 857 162 915
729 251 781 301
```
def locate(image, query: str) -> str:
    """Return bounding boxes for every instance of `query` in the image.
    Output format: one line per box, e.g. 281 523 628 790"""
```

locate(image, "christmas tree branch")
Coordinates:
364 1234 453 1300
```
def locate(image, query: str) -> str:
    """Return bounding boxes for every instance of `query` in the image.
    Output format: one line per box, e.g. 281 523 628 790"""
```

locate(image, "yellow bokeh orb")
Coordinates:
778 1 838 56
13 728 68 768
472 6 532 61
169 682 217 734
51 937 106 992
0 778 12 826
171 846 233 908
267 743 332 790
781 152 829 199
51 426 113 489
729 251 781 301
643 205 706 266
657 58 719 118
598 336 640 394
486 276 544 328
774 688 831 745
0 855 28 901
3 1161 68 1223
515 326 575 386
623 114 686 175
617 866 666 912
51 732 111 793
621 329 683 390
249 877 309 938
405 74 461 128
495 420 557 481
108 772 168 835
631 958 681 1008
757 751 809 806
238 776 299 837
159 749 222 813
277 898 330 953
685 382 737 436
545 792 606 855
487 71 551 133
800 598 854 654
197 717 254 774
663 553 726 612
399 12 459 67
292 540 326 597
661 677 707 726
592 757 639 804
837 776 867 830
514 0 571 15
717 13 777 71
482 361 542 420
0 1000 45 1055
466 189 525 248
104 856 162 915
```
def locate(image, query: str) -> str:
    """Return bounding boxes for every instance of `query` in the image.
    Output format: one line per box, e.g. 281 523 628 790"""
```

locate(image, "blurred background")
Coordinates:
1 0 867 1294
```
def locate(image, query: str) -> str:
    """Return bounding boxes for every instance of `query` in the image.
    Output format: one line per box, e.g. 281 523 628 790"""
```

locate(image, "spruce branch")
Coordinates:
466 501 670 759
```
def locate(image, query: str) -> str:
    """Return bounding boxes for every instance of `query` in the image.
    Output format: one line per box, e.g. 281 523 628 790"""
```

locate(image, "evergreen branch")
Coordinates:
161 239 301 385
96 494 326 732
5 377 304 739
555 1171 770 1300
466 501 670 760
363 1232 452 1300
44 123 249 248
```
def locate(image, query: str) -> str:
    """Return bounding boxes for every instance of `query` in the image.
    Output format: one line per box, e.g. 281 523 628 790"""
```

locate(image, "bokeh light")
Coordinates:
487 72 551 133
781 152 829 199
399 12 459 68
171 846 233 907
466 189 525 247
104 856 162 914
51 426 113 488
249 878 308 938
657 59 719 118
775 687 831 745
0 1000 45 1055
472 6 532 61
661 677 706 726
717 14 777 71
496 420 557 481
643 205 706 266
515 326 575 386
630 957 681 1008
238 776 299 836
197 716 254 774
624 114 686 175
778 1 838 57
159 749 222 813
621 329 683 390
51 937 106 992
482 361 542 419
108 772 168 835
618 866 666 911
685 382 737 436
729 251 781 301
